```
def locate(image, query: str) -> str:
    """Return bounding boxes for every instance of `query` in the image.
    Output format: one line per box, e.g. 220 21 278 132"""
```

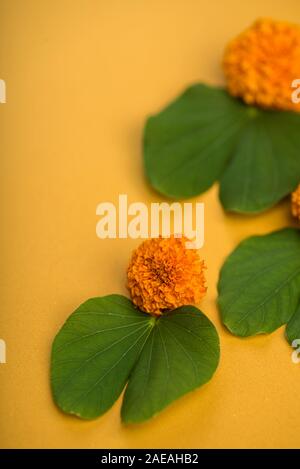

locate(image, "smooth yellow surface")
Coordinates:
1 0 300 449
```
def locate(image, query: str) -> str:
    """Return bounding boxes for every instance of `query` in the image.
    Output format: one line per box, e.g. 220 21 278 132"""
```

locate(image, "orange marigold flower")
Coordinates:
127 235 207 315
291 184 300 221
223 18 300 111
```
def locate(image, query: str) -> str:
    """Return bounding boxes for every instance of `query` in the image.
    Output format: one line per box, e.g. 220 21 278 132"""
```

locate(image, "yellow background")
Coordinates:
1 0 300 449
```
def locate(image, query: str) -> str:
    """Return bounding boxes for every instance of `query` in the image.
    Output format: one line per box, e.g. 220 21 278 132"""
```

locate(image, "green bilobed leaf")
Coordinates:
51 299 220 422
286 304 300 345
51 295 154 419
144 84 248 199
144 83 300 212
218 228 300 337
121 306 220 423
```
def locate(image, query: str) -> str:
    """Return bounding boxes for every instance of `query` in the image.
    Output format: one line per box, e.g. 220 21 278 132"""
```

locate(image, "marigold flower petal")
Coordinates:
291 184 300 221
127 235 207 315
223 18 300 111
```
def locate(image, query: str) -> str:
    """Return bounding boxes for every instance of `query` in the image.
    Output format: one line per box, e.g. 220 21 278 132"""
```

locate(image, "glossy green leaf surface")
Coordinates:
218 228 300 337
144 84 300 213
51 298 220 422
220 111 300 213
121 306 220 423
51 295 153 419
286 303 300 345
144 84 247 199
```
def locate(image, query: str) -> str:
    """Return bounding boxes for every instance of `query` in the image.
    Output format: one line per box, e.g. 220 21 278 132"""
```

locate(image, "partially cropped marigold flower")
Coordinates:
292 184 300 221
223 18 300 111
127 235 207 315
